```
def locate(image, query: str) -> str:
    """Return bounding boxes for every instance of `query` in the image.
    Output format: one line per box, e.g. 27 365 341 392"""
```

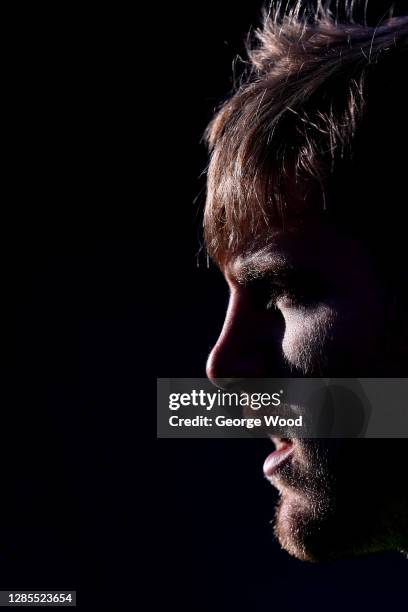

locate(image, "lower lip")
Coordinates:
263 443 295 478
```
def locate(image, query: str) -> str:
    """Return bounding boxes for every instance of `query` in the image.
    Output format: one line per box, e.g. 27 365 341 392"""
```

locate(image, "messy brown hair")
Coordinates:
204 1 408 266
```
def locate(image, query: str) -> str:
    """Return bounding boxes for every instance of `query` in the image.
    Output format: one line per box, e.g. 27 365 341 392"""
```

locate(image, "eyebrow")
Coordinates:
227 247 292 284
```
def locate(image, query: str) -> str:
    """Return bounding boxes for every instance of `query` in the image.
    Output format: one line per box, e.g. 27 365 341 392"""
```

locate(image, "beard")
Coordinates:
270 439 408 561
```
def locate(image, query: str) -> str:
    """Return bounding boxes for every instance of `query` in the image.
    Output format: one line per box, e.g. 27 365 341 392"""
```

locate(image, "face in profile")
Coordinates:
206 212 408 561
204 4 408 562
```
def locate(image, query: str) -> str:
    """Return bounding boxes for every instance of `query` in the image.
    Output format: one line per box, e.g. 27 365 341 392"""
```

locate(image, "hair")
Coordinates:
204 1 408 266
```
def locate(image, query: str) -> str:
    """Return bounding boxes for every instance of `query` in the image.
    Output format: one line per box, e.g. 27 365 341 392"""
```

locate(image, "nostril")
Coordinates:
206 339 239 382
207 339 267 380
206 347 248 389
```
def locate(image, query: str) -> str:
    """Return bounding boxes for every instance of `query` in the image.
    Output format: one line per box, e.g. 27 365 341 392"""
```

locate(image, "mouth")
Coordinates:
263 437 295 479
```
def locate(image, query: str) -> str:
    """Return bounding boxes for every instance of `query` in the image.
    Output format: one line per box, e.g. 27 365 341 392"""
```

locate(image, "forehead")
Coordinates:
211 205 334 268
223 217 320 266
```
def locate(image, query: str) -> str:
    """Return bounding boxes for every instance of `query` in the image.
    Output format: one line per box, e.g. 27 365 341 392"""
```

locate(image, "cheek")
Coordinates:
279 304 337 373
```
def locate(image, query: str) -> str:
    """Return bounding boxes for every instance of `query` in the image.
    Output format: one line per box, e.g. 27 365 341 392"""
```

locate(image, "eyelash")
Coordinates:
243 275 325 310
266 288 305 310
267 277 327 309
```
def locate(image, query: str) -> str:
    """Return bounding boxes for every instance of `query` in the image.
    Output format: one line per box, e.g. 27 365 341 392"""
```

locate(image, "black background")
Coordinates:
3 2 407 611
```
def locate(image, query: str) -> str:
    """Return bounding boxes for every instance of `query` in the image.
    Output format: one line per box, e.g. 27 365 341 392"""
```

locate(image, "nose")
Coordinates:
206 286 286 384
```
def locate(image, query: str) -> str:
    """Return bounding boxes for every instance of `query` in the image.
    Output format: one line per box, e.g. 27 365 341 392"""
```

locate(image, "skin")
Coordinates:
206 213 408 561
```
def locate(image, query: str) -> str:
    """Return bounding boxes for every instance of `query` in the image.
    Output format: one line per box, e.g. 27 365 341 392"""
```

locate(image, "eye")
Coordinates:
265 286 286 310
268 274 330 310
266 287 308 310
246 278 298 310
246 277 282 309
273 292 309 309
242 269 330 310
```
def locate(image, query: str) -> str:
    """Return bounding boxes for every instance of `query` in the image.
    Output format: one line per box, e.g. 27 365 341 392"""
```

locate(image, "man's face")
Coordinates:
206 214 408 561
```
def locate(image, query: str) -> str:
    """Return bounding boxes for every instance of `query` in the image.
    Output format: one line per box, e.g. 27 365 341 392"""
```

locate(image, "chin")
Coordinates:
273 489 340 562
273 485 408 563
269 439 408 562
